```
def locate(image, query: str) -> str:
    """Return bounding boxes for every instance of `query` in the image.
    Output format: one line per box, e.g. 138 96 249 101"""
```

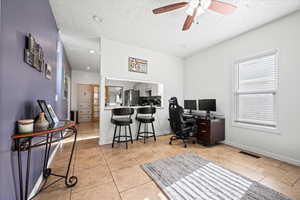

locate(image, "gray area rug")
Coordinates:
142 152 293 200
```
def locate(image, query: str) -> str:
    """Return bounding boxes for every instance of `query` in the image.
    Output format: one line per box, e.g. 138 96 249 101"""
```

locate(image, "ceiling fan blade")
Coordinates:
152 2 188 14
182 8 197 31
208 0 237 15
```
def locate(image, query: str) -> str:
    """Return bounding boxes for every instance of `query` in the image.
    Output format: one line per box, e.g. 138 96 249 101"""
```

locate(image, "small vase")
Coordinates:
35 112 49 130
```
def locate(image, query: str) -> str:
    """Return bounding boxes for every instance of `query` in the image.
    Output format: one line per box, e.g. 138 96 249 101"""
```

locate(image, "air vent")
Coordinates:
239 151 261 159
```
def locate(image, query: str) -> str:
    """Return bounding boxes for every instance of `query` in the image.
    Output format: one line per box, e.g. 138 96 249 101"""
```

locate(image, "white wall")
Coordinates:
100 38 184 145
134 82 160 96
184 11 300 165
71 70 100 110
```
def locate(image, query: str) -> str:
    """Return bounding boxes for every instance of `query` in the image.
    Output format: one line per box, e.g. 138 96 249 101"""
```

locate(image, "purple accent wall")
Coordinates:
0 0 69 199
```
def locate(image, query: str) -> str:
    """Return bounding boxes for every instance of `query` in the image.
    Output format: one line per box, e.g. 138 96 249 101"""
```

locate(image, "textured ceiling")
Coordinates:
50 0 300 60
60 34 100 72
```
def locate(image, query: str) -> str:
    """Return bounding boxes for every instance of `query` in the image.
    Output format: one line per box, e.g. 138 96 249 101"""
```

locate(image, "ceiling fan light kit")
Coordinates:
153 0 237 31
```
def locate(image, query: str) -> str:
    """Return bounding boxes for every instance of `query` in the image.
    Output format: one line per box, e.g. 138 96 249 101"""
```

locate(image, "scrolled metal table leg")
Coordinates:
42 134 52 178
17 139 24 200
64 126 78 187
24 139 32 200
44 133 53 178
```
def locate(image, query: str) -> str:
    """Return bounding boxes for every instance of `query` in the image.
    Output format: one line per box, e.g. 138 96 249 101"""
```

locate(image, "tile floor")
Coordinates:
36 122 300 200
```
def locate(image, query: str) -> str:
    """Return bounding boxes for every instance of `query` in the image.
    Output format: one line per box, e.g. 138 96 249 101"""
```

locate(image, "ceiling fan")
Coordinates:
152 0 237 31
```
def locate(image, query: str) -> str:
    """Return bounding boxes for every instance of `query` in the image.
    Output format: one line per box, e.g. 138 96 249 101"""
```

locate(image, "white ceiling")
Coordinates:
59 34 100 72
50 0 300 60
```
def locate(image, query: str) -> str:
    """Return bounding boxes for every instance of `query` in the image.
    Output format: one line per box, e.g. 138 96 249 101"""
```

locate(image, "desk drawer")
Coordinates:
198 120 210 128
199 129 209 134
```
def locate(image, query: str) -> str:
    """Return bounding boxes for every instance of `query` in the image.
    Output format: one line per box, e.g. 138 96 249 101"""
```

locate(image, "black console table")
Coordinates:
11 120 78 200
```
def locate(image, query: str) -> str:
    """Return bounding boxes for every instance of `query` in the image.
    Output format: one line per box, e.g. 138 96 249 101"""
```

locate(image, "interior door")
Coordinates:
78 84 92 122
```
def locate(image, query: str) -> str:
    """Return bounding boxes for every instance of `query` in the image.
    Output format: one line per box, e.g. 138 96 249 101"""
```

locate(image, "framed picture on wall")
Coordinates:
63 75 69 99
24 33 45 72
47 104 59 124
128 57 148 74
45 64 52 80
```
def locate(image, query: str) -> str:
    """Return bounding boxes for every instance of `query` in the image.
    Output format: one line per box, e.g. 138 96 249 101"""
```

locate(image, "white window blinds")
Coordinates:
235 51 278 127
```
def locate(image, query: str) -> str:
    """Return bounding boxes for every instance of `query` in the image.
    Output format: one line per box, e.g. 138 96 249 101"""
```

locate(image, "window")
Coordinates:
233 50 278 131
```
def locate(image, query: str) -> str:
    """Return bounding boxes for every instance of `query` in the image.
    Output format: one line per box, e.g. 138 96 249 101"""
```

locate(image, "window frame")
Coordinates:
232 49 280 134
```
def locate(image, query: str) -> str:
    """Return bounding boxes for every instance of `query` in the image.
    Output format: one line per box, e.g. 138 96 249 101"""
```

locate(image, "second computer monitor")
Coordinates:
184 100 197 113
198 99 216 114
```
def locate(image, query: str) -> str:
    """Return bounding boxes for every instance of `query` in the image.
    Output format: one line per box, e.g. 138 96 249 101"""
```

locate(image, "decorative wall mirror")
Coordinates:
105 86 123 106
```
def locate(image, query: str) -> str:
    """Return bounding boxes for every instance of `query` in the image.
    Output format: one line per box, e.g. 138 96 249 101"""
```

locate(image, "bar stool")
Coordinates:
111 108 134 149
136 107 156 143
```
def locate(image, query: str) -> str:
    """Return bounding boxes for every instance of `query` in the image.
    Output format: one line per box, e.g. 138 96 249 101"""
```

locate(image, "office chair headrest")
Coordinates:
169 97 178 105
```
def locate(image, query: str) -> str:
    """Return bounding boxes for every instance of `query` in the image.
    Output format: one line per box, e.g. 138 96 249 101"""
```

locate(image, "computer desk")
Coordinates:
183 112 225 146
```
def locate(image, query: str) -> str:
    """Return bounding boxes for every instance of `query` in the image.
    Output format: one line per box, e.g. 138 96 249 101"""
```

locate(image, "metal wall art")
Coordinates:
24 33 45 72
24 33 51 80
128 57 148 74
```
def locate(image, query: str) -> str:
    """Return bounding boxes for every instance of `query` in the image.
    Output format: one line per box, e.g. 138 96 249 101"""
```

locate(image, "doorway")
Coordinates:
78 84 100 123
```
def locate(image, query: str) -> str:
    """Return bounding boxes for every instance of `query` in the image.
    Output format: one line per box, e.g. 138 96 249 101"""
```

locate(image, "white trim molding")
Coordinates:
224 140 300 167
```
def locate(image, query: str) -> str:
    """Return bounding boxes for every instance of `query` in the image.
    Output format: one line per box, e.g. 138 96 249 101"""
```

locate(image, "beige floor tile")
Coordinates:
256 164 299 186
120 182 168 200
280 162 300 178
75 152 106 170
73 164 113 193
221 162 265 182
258 156 283 168
112 165 151 192
76 139 99 150
36 121 300 200
108 157 140 172
71 182 120 200
294 178 300 188
76 146 102 156
35 189 71 200
260 177 300 199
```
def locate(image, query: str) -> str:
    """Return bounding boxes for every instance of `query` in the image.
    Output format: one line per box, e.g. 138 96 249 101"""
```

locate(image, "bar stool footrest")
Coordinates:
137 132 156 137
113 135 132 143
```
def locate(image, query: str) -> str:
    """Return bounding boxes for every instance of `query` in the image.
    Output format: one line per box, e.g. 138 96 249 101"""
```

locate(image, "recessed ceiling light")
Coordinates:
93 15 103 23
89 49 96 54
87 66 91 70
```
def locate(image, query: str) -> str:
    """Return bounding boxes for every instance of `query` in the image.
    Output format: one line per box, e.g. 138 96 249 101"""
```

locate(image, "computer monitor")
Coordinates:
198 99 216 115
184 100 197 113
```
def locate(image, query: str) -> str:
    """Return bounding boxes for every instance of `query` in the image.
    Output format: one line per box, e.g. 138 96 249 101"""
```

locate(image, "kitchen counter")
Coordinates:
104 105 164 110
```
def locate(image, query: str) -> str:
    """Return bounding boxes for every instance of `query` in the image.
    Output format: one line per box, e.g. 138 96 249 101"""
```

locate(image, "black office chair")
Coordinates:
136 107 156 143
168 97 179 131
168 98 198 148
111 108 134 149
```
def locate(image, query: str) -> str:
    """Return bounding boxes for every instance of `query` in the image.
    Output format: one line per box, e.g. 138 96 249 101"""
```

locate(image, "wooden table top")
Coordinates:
12 120 76 139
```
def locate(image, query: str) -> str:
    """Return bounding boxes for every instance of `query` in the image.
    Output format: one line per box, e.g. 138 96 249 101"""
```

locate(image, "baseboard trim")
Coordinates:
224 140 300 167
27 142 61 200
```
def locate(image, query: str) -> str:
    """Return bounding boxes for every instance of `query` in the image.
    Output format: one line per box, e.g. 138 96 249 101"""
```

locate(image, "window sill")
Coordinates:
232 121 280 135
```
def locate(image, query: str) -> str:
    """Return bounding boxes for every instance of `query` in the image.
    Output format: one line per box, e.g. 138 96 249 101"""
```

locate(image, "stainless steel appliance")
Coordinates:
124 89 140 106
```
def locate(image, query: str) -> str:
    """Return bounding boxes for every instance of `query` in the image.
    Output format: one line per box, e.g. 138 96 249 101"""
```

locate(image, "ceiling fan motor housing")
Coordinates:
201 0 212 9
186 0 212 16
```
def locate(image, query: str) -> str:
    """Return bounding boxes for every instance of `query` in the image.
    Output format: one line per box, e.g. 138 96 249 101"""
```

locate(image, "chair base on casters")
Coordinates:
169 135 196 148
